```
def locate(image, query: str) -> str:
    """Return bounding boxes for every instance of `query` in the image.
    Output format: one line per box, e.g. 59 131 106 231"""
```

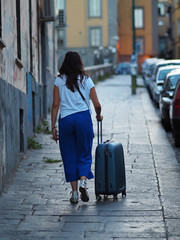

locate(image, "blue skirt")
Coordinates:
58 110 94 182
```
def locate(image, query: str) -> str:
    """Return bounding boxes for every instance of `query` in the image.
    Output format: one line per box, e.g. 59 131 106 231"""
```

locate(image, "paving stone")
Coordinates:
62 222 105 232
84 231 166 239
60 215 163 223
99 210 162 217
0 230 31 240
166 219 180 235
17 218 63 231
168 236 180 240
105 221 165 233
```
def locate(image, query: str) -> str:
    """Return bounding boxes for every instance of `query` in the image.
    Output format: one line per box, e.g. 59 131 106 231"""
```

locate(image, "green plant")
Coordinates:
44 158 62 164
136 84 145 88
28 137 43 149
94 72 111 84
36 120 51 134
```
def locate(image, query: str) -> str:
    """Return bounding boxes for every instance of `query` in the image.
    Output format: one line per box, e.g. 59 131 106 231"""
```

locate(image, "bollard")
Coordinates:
131 74 136 95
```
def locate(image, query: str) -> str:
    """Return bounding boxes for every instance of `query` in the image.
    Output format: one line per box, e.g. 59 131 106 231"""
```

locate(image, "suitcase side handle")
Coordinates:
97 121 102 145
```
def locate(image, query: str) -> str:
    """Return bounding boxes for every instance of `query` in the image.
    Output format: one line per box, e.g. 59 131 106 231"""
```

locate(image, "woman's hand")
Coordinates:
52 127 59 143
96 115 103 121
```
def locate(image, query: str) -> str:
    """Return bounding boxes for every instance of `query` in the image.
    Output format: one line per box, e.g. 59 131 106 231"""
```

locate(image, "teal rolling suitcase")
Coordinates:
95 122 126 201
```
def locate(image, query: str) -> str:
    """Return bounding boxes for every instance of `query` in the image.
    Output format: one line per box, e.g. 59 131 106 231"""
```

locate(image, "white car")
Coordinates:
141 58 158 79
144 58 163 88
151 65 180 105
159 69 180 130
149 59 180 99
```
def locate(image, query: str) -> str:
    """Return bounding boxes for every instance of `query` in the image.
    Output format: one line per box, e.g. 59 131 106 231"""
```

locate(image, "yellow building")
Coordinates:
157 0 169 58
55 0 118 67
171 0 180 58
117 0 158 71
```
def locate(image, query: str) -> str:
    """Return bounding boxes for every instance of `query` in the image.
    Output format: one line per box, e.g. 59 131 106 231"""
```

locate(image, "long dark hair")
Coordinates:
58 51 88 92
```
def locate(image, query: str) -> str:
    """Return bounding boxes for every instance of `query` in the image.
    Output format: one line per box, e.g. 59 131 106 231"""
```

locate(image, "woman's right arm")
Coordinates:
90 87 103 121
51 85 60 142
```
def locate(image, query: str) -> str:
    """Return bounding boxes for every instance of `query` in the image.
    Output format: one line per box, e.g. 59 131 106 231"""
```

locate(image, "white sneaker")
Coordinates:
70 191 79 204
79 179 89 202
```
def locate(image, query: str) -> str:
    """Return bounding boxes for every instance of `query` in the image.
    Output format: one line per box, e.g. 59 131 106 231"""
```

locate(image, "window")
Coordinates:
58 10 65 25
56 0 64 14
41 0 54 20
159 37 166 57
136 37 144 55
56 0 64 11
0 0 2 38
178 19 180 37
158 3 166 16
16 0 21 59
135 8 144 29
89 27 102 47
166 75 180 91
89 0 101 18
56 0 65 26
57 29 64 48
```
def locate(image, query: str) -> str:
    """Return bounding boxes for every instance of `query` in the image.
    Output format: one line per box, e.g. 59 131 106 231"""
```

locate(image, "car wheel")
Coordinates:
174 134 180 148
161 117 171 131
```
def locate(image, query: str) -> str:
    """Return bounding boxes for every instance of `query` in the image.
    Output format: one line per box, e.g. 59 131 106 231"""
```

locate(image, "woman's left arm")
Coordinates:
51 85 60 143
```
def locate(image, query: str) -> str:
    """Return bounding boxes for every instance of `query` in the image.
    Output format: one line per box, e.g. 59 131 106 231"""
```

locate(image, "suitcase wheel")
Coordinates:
96 195 102 201
113 195 118 201
122 191 126 197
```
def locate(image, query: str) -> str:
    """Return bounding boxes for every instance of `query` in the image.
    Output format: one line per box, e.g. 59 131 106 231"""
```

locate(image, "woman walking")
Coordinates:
51 51 103 203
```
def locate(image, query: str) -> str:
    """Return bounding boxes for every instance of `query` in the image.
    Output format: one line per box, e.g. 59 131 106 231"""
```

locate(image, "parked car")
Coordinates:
115 62 131 75
149 60 180 99
150 65 180 106
151 59 180 81
169 79 180 147
141 58 158 79
143 58 162 89
159 69 180 130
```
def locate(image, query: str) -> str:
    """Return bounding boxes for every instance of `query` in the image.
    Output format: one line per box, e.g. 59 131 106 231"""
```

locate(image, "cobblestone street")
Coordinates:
0 75 180 240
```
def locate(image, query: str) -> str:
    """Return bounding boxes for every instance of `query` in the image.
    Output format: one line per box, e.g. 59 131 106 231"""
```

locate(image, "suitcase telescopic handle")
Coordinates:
97 121 102 145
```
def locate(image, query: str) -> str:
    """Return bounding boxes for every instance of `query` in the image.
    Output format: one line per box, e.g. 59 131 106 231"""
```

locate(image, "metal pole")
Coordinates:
132 0 136 55
131 0 137 95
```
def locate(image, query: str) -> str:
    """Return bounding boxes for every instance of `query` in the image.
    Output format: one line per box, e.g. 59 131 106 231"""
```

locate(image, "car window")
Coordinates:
154 63 167 76
154 62 180 77
168 75 180 90
158 69 173 80
164 75 180 92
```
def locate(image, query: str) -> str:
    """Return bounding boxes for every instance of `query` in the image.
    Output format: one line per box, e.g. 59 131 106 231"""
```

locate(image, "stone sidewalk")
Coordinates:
0 75 180 239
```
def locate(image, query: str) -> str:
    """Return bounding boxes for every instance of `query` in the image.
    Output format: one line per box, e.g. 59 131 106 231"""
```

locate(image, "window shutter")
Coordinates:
58 10 65 26
40 0 55 22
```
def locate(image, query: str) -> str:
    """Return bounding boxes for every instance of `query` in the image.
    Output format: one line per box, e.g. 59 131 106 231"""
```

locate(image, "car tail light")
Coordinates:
173 85 180 117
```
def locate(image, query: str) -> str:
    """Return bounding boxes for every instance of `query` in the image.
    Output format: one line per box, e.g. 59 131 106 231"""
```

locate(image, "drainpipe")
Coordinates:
41 23 48 118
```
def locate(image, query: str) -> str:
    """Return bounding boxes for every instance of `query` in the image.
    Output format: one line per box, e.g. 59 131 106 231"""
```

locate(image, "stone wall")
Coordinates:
0 1 56 194
85 64 113 82
0 74 44 194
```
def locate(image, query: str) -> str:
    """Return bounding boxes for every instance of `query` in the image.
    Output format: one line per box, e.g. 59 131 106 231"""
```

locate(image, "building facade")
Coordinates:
157 0 170 58
55 0 118 67
0 0 56 194
167 0 180 59
117 0 158 71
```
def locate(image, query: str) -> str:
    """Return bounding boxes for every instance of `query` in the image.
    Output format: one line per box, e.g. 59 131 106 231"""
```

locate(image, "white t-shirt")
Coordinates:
54 74 95 119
